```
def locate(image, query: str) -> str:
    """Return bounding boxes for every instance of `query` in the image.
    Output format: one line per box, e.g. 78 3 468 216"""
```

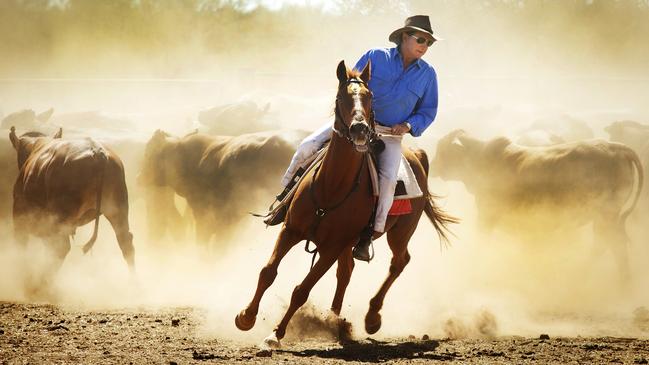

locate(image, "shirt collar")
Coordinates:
392 47 422 69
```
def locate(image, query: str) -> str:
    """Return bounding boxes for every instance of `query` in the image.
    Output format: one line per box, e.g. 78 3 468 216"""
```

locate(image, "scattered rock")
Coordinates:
408 335 416 340
98 319 108 324
422 334 430 341
169 362 178 365
256 349 272 357
171 319 180 326
0 329 4 335
540 334 550 340
155 319 162 323
635 358 648 364
103 350 110 355
47 325 69 331
192 350 224 360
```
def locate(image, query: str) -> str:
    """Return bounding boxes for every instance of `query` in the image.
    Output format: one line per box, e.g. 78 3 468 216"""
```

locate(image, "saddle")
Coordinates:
262 143 423 226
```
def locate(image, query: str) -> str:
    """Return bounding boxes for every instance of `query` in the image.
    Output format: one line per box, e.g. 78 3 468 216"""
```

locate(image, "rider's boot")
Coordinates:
352 225 374 262
264 167 305 226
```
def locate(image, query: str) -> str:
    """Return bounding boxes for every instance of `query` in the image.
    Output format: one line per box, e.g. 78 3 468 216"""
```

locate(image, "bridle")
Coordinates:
332 77 379 152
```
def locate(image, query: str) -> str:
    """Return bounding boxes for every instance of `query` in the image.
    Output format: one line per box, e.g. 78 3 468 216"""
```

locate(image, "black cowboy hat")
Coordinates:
388 15 441 44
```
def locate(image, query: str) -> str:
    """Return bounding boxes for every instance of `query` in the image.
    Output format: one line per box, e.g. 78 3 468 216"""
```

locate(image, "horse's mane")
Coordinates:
347 69 361 79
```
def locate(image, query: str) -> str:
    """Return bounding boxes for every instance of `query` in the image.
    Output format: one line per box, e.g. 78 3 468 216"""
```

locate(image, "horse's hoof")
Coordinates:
365 311 382 335
235 310 256 331
261 332 281 349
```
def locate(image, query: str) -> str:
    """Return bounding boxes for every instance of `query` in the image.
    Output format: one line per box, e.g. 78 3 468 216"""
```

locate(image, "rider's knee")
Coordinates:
296 140 319 160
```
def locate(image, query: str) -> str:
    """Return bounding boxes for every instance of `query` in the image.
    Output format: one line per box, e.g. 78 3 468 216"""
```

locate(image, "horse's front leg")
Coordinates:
235 226 302 331
263 247 342 349
330 246 354 316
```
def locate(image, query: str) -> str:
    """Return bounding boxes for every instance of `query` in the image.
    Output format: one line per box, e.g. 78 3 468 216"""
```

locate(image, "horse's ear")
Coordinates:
359 60 371 83
53 127 62 139
336 60 347 84
9 126 18 149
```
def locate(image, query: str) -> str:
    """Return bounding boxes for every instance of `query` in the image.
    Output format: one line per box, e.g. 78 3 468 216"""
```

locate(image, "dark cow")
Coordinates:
431 129 643 279
138 129 305 245
9 127 135 274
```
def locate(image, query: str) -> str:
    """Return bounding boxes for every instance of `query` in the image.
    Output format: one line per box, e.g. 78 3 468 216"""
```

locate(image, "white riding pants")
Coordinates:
281 123 402 233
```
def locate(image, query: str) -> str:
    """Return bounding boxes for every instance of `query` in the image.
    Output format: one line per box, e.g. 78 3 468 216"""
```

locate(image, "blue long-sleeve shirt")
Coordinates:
354 47 438 137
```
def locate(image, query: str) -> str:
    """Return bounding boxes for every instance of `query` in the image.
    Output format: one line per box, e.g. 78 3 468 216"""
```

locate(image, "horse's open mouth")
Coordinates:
352 136 369 152
354 138 369 152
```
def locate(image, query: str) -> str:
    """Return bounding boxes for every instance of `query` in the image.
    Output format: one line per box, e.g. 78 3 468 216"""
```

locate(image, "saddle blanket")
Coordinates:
368 154 424 216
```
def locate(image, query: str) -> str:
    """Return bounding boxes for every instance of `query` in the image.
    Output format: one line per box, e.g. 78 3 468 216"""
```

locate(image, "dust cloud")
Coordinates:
1 0 649 345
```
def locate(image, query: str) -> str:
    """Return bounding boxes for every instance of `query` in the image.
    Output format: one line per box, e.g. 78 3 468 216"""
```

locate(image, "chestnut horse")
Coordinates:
235 60 456 348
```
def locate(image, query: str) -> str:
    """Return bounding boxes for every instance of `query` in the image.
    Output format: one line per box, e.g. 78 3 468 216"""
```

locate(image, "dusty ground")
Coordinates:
1 302 649 364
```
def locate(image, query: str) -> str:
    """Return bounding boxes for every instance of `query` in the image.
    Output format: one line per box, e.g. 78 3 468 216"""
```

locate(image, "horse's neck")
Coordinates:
314 133 364 201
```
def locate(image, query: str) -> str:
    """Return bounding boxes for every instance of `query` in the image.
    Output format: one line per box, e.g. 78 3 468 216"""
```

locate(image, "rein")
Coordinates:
304 153 367 268
303 77 375 269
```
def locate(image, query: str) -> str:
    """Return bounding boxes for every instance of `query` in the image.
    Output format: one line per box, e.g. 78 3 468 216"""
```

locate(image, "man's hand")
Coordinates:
391 122 411 136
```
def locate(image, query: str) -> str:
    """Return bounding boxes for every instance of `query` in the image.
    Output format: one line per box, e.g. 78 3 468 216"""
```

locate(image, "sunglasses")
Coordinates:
408 34 434 47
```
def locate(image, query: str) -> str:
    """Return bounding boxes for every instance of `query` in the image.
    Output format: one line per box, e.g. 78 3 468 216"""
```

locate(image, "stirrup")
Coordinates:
263 204 288 226
352 237 375 263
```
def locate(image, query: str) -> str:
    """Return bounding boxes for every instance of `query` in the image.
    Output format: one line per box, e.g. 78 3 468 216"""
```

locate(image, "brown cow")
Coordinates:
138 129 305 245
431 129 643 279
9 127 135 273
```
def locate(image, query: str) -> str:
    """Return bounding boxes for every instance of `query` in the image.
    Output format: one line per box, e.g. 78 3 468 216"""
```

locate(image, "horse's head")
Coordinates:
334 60 375 153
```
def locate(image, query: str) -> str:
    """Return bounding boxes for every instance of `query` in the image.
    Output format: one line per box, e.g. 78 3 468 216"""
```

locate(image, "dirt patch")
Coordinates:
2 302 649 364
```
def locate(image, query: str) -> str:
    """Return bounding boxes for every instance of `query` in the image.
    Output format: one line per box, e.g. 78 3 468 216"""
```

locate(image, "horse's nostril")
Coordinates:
350 122 368 135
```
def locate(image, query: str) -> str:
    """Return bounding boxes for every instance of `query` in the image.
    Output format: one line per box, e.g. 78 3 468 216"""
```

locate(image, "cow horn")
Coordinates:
9 126 18 148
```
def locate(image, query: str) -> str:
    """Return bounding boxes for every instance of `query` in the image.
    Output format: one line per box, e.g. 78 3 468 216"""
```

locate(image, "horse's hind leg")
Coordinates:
263 249 340 348
331 247 354 316
235 226 302 331
365 217 416 335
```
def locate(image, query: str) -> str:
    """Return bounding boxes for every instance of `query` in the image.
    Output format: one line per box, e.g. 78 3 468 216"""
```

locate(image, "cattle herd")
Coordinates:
0 105 647 292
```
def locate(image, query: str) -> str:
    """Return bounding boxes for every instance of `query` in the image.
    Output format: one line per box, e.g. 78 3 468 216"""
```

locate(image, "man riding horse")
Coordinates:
269 15 441 262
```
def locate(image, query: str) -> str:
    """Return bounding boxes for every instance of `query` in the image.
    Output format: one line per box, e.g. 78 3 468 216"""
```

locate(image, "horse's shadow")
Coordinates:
279 339 457 362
